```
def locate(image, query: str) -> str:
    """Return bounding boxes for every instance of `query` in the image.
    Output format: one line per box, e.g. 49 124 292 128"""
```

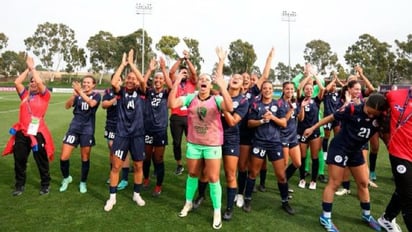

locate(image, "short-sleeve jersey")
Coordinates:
297 96 322 134
222 94 249 137
115 87 145 137
278 98 300 142
323 91 341 117
249 99 286 148
144 88 170 132
330 103 381 153
102 88 118 132
239 85 261 139
68 91 101 135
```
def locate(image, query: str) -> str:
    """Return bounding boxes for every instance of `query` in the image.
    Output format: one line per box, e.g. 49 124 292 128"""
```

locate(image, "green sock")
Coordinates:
209 181 222 210
318 149 325 175
305 150 310 172
186 176 198 201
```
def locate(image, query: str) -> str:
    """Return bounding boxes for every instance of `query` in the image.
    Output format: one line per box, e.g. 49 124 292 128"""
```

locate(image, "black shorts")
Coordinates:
251 144 283 162
63 131 95 147
145 130 168 146
297 130 321 144
112 135 145 161
326 147 365 167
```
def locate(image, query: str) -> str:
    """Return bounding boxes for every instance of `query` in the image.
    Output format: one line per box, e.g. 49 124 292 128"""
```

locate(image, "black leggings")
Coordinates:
169 114 187 162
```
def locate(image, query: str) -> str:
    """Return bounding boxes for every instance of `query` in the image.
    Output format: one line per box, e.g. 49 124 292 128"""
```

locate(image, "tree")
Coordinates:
0 51 26 77
394 34 412 82
64 46 86 74
227 39 256 74
155 35 180 65
303 40 338 75
183 37 203 73
0 32 8 51
86 31 118 76
122 29 153 70
24 22 78 81
344 34 395 85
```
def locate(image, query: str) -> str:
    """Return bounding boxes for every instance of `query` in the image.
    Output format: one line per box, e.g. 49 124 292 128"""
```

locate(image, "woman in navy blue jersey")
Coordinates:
296 66 325 190
142 56 172 197
59 75 101 194
242 81 294 215
104 49 147 211
303 93 388 232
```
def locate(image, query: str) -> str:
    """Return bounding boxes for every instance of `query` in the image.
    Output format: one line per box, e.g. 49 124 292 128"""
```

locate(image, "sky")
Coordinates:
1 0 411 74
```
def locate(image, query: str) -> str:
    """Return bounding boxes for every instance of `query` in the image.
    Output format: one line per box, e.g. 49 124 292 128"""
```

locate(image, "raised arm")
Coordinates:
169 57 183 82
168 72 185 109
27 57 45 94
214 47 233 112
143 57 157 84
160 57 173 89
183 50 198 84
112 52 127 93
313 75 325 100
127 49 146 93
355 65 375 96
255 47 275 89
15 68 29 94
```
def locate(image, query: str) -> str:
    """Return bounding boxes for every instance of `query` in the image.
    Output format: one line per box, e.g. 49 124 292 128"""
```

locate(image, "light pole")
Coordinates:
282 10 296 80
136 2 152 73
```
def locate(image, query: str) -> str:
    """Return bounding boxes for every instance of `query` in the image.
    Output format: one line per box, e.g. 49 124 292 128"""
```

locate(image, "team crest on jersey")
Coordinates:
334 155 343 163
158 92 163 98
233 101 239 109
396 164 407 174
372 119 379 127
197 106 207 121
270 105 278 112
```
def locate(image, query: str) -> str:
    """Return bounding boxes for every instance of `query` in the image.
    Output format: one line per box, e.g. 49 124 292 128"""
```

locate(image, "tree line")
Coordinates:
0 22 411 86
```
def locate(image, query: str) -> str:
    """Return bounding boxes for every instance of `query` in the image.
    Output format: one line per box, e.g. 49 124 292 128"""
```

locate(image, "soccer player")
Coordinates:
303 93 388 232
3 56 54 196
142 56 172 197
296 66 325 190
171 47 233 230
242 81 294 215
104 49 147 211
59 74 101 193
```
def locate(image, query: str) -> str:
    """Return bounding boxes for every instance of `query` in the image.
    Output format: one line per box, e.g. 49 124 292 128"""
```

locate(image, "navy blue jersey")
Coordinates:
144 88 169 132
323 91 341 116
297 96 322 134
115 87 145 137
278 98 300 143
222 94 249 137
330 103 381 153
249 99 286 148
240 85 261 139
103 88 118 132
68 91 101 135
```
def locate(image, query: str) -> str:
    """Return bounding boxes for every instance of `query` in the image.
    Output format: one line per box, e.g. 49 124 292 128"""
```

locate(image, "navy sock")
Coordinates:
369 152 378 172
81 160 90 182
60 159 70 178
237 171 247 194
278 182 289 202
143 159 151 179
260 169 267 186
342 181 350 190
322 138 329 152
226 187 237 209
121 167 129 181
198 181 208 197
244 177 256 199
311 158 319 181
155 162 164 186
299 157 306 179
134 183 142 193
286 163 297 180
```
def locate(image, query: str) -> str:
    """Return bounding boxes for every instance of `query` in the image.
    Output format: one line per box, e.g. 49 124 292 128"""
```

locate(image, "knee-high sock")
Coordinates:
318 151 325 175
369 152 378 172
209 181 222 210
198 180 208 197
154 162 164 186
311 158 319 181
122 167 129 181
60 159 70 178
259 169 267 186
226 187 237 209
237 171 247 194
81 160 90 182
185 176 198 201
143 159 151 179
286 163 297 180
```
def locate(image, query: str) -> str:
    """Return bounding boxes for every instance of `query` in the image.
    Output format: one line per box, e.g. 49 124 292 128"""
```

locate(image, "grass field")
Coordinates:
0 91 407 232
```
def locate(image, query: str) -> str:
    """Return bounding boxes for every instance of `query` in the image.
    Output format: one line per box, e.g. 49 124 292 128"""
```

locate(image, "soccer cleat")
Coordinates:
298 179 306 189
282 202 295 215
335 188 351 196
39 185 50 195
193 196 205 209
178 202 193 217
362 214 382 231
369 180 379 188
212 210 222 230
12 186 25 196
79 182 87 193
235 194 244 208
59 176 73 192
378 214 402 232
132 193 146 206
242 199 252 213
152 185 162 197
175 165 184 175
117 180 128 191
257 185 266 192
143 178 150 189
104 198 116 212
222 208 233 221
288 188 294 193
309 181 317 190
320 215 339 232
370 171 377 181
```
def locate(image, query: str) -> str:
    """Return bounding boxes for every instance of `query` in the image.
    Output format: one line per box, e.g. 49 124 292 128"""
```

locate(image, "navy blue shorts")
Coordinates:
240 133 252 145
251 144 283 162
104 129 116 141
112 135 145 161
145 130 168 146
297 130 321 144
63 131 95 147
323 120 340 131
326 147 365 168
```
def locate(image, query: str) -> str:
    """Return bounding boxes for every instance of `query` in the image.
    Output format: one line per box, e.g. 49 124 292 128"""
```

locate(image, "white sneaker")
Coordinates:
378 214 402 232
212 210 222 230
178 202 193 217
59 176 73 192
309 181 317 190
298 179 306 189
104 198 116 212
235 194 244 208
132 193 146 206
335 188 351 196
369 180 379 188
